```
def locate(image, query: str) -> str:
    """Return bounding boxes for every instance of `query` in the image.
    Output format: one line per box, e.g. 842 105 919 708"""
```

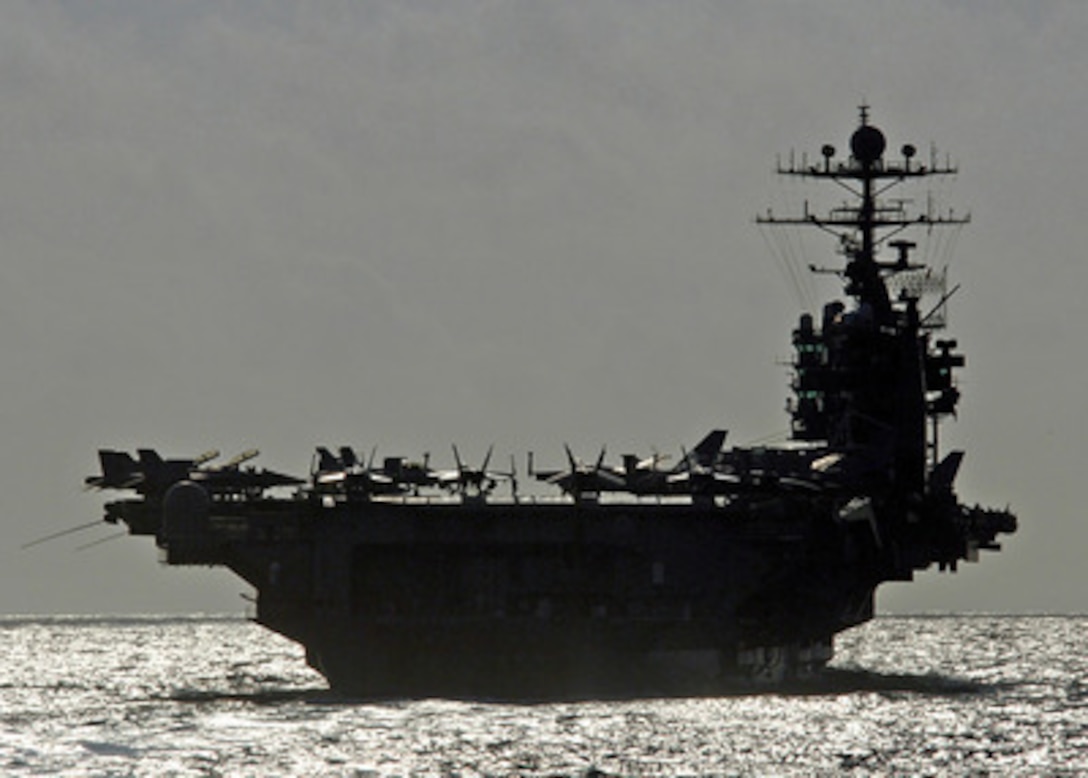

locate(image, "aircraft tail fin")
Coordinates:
87 450 142 489
339 446 358 469
136 448 165 469
929 450 964 494
690 429 727 466
315 447 340 472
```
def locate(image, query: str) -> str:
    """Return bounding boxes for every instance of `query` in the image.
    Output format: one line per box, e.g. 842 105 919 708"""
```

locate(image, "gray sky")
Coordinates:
2 1 1084 615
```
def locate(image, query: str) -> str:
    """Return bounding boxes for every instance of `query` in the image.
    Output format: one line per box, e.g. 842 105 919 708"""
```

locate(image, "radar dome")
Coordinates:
850 125 886 164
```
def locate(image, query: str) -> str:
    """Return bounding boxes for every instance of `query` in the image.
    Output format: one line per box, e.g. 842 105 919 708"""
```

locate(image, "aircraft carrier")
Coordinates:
86 109 1016 697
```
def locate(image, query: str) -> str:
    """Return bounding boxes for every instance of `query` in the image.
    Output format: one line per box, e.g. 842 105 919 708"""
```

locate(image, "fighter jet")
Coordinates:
311 446 405 497
85 448 301 496
84 448 219 494
435 445 511 497
188 449 303 493
532 445 627 500
374 453 442 492
534 429 729 499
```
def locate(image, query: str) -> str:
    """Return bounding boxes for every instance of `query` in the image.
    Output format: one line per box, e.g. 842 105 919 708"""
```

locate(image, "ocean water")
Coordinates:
0 615 1084 776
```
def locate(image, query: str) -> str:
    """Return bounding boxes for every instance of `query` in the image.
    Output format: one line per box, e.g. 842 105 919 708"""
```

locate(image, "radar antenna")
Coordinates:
761 107 970 482
757 106 968 321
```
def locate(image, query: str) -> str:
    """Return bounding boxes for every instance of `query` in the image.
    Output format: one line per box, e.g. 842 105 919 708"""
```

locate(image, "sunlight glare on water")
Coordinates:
0 615 1085 775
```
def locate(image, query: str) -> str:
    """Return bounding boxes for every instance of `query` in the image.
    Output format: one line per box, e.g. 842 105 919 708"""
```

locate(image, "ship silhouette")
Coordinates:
86 108 1016 697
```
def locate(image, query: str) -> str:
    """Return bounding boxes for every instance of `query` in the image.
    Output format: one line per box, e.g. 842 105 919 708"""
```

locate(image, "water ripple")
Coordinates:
0 615 1085 775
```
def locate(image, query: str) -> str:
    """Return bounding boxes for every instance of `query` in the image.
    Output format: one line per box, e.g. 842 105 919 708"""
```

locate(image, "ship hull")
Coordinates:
296 617 839 698
157 495 884 697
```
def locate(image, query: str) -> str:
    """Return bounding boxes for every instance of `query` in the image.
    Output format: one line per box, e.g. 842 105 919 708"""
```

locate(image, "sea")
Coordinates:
0 615 1084 776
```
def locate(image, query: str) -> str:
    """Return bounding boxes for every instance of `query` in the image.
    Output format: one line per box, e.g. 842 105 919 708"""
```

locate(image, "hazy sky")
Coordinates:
2 1 1084 615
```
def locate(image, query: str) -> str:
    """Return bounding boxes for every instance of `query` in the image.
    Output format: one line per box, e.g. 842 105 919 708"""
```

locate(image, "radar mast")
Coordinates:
760 107 969 483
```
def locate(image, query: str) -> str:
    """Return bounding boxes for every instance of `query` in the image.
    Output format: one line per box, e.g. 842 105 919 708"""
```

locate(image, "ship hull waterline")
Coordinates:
132 492 887 698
